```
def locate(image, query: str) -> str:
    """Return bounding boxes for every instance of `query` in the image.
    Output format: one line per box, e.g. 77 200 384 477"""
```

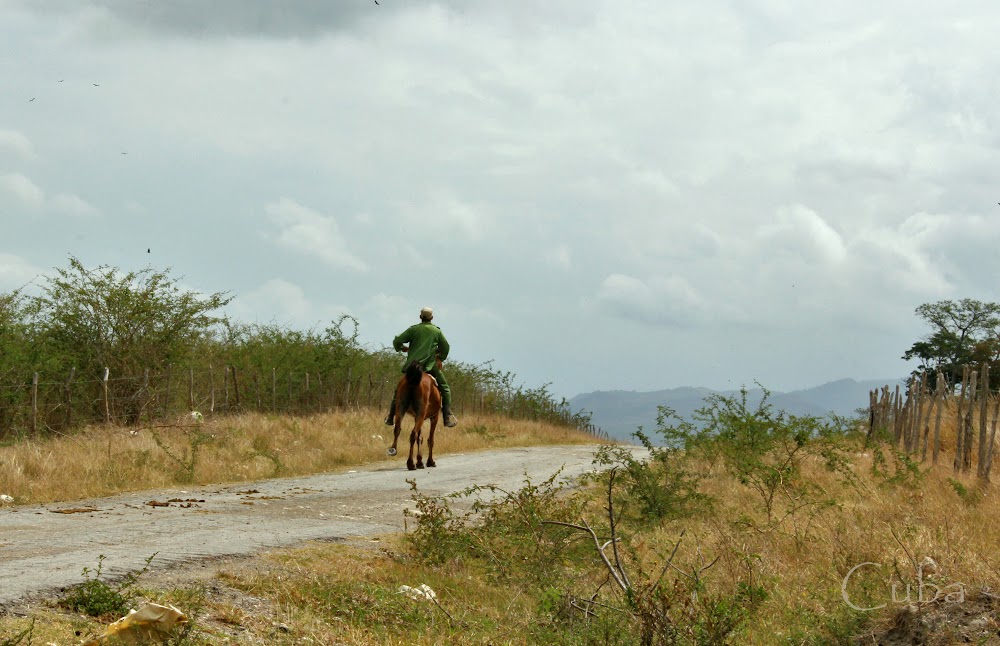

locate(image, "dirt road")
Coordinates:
0 444 631 606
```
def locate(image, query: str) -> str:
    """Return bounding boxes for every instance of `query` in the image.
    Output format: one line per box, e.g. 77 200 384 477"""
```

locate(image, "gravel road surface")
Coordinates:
0 444 630 606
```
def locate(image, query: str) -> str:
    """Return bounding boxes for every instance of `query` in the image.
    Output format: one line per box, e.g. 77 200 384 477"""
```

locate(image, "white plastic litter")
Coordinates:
82 602 188 645
398 584 437 601
0 494 13 504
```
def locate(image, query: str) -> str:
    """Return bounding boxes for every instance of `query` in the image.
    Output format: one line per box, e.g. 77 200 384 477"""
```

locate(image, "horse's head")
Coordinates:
405 360 425 384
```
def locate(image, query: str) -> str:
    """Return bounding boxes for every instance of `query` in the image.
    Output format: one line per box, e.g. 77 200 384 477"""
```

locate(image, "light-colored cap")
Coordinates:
420 307 434 320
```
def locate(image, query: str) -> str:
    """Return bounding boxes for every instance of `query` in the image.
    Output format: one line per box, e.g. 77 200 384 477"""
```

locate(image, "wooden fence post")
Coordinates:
880 385 891 438
188 368 195 412
272 368 277 412
932 378 945 465
920 376 937 461
985 394 1000 481
978 364 990 479
164 363 172 420
142 368 150 422
102 368 111 424
64 367 75 430
892 385 902 446
962 368 978 472
867 390 877 443
30 372 38 436
955 366 969 473
209 365 216 413
910 373 926 454
232 366 241 410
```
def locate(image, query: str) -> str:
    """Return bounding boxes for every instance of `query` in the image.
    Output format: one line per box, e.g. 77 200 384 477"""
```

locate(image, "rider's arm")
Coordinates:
393 328 412 352
436 330 450 362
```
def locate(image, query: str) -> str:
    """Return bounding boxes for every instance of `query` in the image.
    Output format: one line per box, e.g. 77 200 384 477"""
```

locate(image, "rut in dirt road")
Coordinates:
0 444 637 606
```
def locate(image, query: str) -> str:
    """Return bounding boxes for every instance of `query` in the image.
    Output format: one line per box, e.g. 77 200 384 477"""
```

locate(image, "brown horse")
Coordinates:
387 360 442 470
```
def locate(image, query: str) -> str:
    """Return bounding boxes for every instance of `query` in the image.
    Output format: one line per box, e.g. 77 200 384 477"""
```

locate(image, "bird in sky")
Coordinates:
93 83 100 87
28 97 35 102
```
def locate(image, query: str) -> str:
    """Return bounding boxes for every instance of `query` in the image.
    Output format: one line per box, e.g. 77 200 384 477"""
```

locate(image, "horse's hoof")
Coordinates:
427 460 436 468
407 462 416 471
416 462 425 469
387 447 396 456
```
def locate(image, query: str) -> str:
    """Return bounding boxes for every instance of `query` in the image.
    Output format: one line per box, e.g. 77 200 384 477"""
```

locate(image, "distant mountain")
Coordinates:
570 378 904 443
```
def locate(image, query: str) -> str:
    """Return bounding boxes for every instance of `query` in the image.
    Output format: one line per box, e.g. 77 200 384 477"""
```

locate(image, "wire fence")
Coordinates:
0 365 602 440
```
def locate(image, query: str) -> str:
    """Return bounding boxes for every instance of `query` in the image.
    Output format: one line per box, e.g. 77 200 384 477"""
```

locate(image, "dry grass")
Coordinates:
184 432 1000 644
0 409 597 505
7 404 1000 644
624 408 1000 644
207 541 544 645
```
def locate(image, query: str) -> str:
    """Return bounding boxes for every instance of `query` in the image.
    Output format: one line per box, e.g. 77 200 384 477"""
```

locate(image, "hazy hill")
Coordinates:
570 378 902 442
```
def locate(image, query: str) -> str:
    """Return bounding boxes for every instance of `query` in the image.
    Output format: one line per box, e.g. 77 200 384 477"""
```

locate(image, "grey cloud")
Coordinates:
15 0 592 39
18 0 377 37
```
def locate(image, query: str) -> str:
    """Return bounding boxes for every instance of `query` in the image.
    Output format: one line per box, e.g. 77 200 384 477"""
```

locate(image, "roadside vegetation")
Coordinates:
0 257 592 440
0 410 594 505
5 389 999 645
5 279 1000 644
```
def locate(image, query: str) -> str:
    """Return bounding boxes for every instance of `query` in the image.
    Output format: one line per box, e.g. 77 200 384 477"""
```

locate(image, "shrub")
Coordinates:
60 553 155 619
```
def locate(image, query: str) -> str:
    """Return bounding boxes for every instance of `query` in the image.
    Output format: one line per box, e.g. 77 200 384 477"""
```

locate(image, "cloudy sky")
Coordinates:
2 0 998 398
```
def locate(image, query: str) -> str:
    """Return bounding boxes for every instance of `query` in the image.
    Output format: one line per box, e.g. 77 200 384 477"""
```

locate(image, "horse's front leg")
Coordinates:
388 416 402 457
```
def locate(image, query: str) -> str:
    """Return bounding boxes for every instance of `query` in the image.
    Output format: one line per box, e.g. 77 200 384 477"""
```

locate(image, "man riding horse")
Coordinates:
384 307 458 428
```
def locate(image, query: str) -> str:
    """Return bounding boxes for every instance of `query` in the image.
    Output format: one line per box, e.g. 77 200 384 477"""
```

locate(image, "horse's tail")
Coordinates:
401 360 424 417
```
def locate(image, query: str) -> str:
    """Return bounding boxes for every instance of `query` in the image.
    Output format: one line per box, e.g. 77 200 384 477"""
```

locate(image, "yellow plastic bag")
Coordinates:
82 603 188 645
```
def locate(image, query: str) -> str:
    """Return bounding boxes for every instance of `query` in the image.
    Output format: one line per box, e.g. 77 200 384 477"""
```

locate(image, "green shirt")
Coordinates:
393 322 450 371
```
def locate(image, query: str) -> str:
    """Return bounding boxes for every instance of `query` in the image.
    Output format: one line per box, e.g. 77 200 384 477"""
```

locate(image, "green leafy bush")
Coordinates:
60 554 155 619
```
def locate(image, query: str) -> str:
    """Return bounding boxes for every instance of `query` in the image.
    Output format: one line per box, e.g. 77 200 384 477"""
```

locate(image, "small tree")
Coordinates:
0 290 33 433
27 256 232 422
902 299 1000 388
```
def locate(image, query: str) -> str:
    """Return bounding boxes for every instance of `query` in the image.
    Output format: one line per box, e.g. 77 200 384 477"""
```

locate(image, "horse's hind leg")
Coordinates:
407 423 417 471
408 415 426 471
388 385 404 457
389 416 402 457
426 415 438 468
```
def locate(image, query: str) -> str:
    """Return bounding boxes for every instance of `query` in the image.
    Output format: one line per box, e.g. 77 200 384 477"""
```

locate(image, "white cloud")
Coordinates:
0 173 44 209
49 193 98 217
757 205 847 265
4 0 1000 395
0 173 97 217
229 278 352 329
396 188 491 243
0 253 43 291
0 130 35 159
596 273 715 327
265 198 367 272
546 244 571 270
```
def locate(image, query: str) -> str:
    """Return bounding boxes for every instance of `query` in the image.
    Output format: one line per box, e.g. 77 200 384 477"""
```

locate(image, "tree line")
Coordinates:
903 298 1000 389
0 257 589 437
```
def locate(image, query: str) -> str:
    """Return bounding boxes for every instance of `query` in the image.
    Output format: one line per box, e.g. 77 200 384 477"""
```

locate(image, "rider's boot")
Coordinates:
384 396 397 426
442 402 458 428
